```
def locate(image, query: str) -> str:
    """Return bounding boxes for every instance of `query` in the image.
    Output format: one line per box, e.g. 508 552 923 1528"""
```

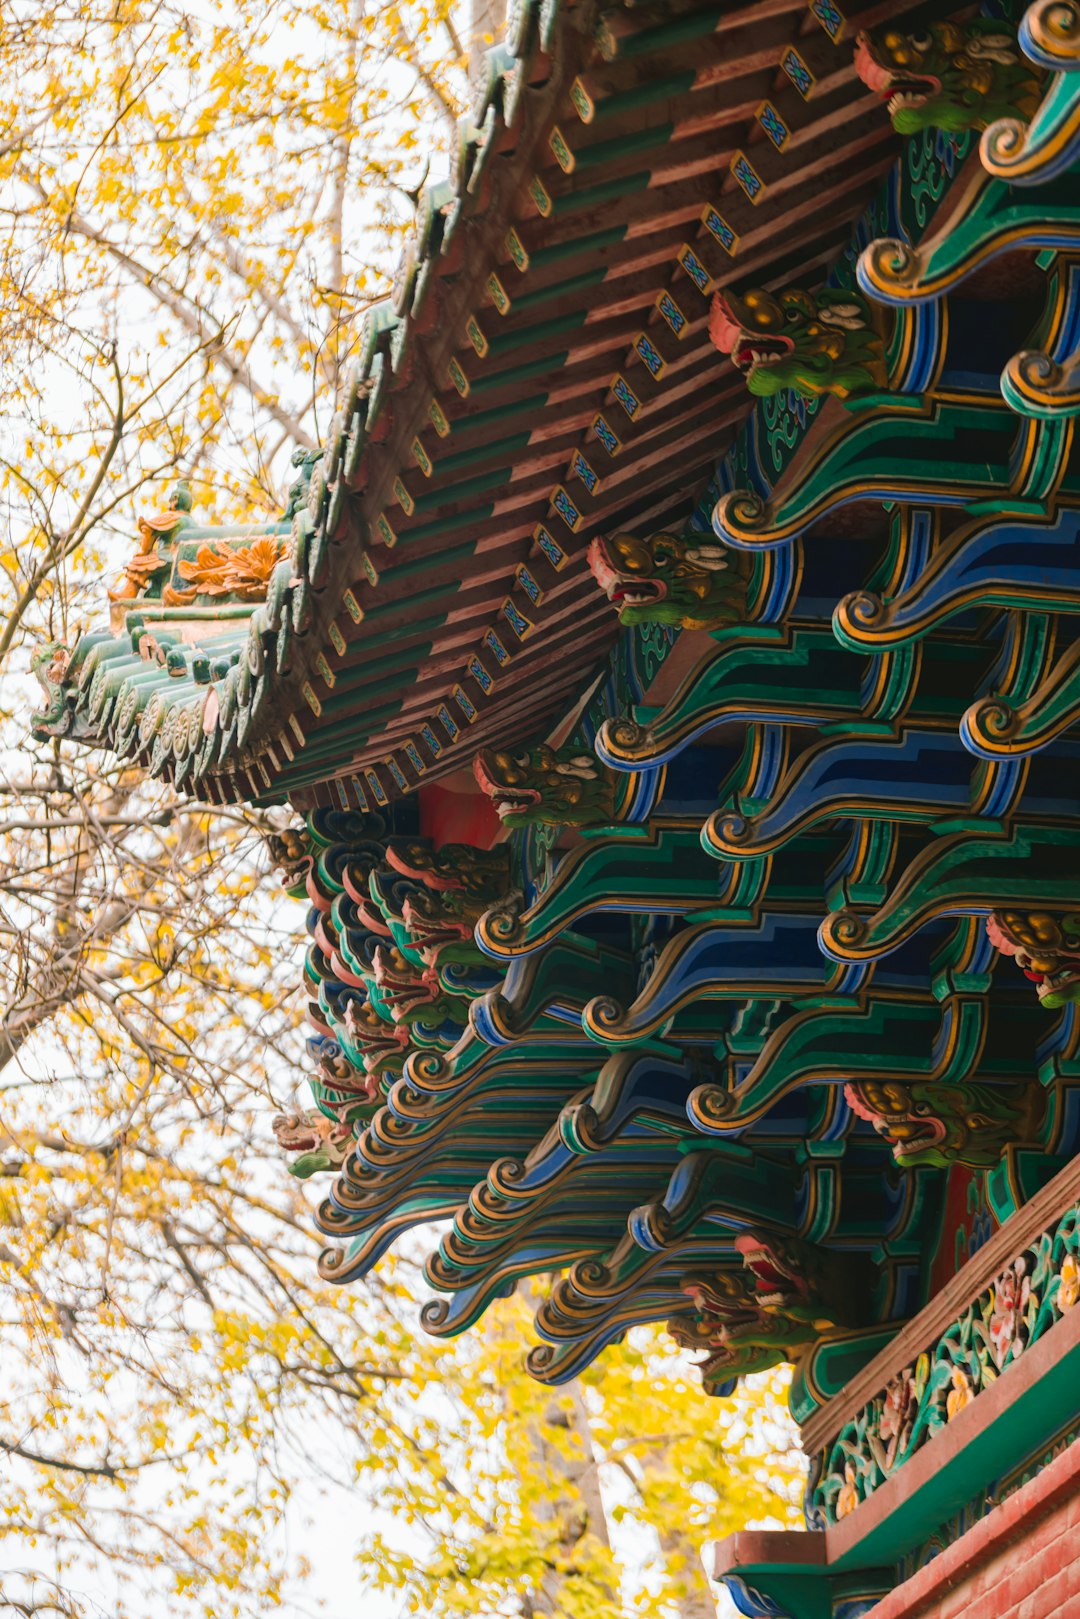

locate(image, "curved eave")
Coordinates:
54 0 927 808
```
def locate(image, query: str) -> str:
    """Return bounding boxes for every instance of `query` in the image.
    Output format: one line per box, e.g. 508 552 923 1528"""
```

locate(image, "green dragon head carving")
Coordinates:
342 997 410 1080
854 20 1041 134
587 530 749 629
668 1232 870 1392
371 944 470 1027
845 1077 1042 1168
272 1108 353 1178
667 1281 808 1389
384 838 511 901
988 911 1080 1008
401 886 494 968
709 286 886 401
473 743 616 829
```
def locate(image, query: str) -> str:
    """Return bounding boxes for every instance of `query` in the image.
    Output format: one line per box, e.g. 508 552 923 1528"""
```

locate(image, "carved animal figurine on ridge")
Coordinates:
108 478 194 605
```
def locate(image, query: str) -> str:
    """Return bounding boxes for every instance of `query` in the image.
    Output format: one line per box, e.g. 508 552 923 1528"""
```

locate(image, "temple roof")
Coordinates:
39 0 928 809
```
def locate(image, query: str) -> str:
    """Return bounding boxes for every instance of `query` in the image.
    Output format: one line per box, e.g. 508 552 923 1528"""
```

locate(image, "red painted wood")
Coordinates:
418 777 504 851
862 1434 1080 1619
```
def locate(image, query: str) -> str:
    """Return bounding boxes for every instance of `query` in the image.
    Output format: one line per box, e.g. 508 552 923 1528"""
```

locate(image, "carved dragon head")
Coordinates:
669 1267 816 1392
343 997 411 1078
988 910 1080 1008
29 641 76 738
272 1108 352 1178
845 1077 1040 1167
371 944 469 1026
668 1232 866 1393
709 286 885 400
587 530 748 630
383 838 511 900
401 886 491 967
854 19 1040 134
473 743 616 828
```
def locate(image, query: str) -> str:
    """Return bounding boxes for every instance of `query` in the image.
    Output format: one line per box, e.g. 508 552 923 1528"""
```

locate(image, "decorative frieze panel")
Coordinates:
807 1199 1080 1525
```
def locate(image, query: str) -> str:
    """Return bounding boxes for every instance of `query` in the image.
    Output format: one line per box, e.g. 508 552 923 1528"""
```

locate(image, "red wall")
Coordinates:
865 1437 1080 1619
418 775 503 849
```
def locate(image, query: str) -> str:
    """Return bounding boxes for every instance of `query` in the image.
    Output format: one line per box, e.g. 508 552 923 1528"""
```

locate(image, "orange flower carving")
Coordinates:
1058 1253 1079 1313
836 1462 859 1518
177 535 287 599
946 1365 973 1422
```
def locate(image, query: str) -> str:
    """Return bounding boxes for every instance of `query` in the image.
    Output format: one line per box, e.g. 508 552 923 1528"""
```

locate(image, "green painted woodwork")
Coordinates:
474 820 730 958
819 823 1080 964
688 994 1037 1135
859 165 1080 303
963 637 1080 756
834 503 1080 651
713 395 1064 549
596 624 992 770
27 2 1080 1581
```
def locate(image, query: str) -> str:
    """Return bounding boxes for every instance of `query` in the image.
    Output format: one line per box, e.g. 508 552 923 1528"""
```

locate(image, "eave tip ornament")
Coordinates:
30 641 80 740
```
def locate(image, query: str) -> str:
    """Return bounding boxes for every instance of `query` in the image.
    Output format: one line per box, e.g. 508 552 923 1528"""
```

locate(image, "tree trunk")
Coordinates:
644 1442 718 1619
518 1281 613 1614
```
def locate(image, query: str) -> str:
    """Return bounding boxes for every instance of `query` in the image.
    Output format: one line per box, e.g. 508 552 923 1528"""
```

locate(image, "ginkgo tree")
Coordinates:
0 4 805 1618
360 1291 803 1619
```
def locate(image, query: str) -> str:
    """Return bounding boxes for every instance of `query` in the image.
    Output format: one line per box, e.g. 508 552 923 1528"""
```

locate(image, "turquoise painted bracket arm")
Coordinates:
962 636 1080 757
686 994 1017 1135
580 913 858 1049
520 1150 795 1351
1020 0 1080 70
818 822 1080 963
537 1246 710 1343
401 1024 591 1103
1001 259 1080 418
314 1178 489 1283
338 1119 548 1217
713 397 1026 550
594 625 886 772
470 933 636 1043
527 1284 696 1384
858 164 1080 303
1003 333 1080 416
421 1244 609 1340
701 728 1011 862
628 1147 799 1255
833 504 1080 651
418 1058 706 1330
982 5 1080 184
474 820 729 959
